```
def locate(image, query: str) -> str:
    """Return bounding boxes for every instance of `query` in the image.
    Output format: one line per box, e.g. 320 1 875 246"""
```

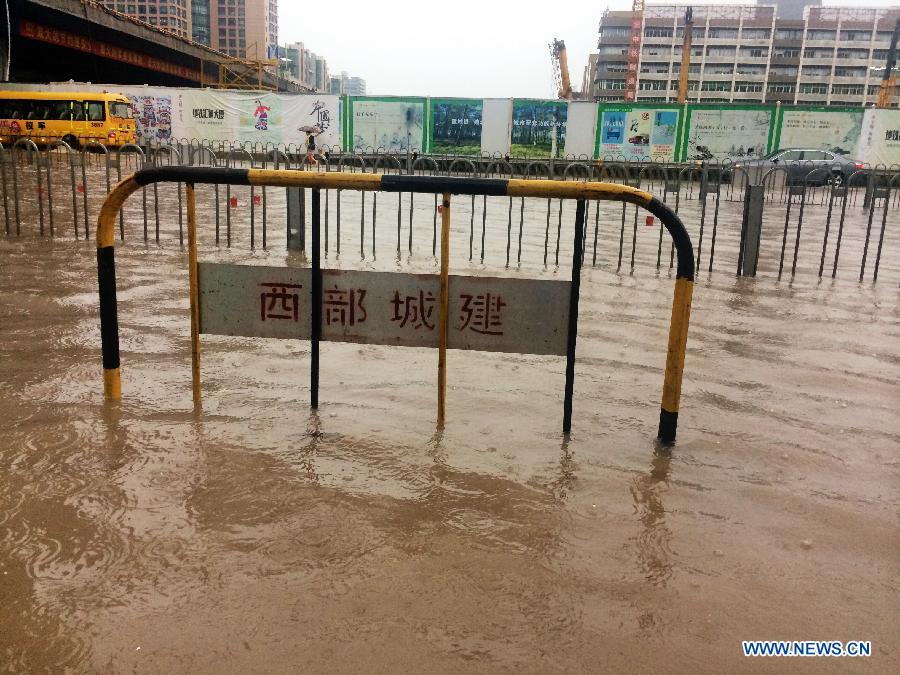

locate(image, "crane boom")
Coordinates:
676 7 693 104
877 18 900 108
551 38 574 100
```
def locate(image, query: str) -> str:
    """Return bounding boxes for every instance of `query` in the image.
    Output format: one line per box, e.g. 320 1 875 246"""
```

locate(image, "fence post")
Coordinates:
286 186 306 252
311 188 321 408
437 192 451 427
562 199 585 434
737 184 764 277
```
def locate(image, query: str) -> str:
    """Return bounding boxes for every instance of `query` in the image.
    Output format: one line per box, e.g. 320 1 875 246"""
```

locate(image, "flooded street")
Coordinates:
1 173 898 671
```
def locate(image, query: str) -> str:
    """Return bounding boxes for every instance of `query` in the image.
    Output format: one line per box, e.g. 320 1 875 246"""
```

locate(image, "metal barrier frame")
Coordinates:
95 167 695 443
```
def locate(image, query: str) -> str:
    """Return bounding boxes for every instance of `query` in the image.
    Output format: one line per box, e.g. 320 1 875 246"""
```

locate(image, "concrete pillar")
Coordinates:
286 187 305 251
738 184 764 276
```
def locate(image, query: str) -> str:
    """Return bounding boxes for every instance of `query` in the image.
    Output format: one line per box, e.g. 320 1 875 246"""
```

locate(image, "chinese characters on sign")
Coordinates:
625 2 644 102
391 290 436 330
193 108 225 120
260 283 302 322
199 265 570 356
325 288 367 326
459 294 505 335
19 20 202 82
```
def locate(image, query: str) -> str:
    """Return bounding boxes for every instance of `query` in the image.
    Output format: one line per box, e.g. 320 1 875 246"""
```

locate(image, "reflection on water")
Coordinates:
631 448 673 587
1 177 899 669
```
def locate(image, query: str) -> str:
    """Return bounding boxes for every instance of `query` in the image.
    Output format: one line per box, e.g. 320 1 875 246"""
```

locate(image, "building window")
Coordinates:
775 28 803 40
741 29 770 40
767 84 795 93
701 80 731 92
708 28 738 39
807 30 836 41
799 83 827 94
734 82 763 93
831 84 863 96
840 30 871 41
644 28 673 38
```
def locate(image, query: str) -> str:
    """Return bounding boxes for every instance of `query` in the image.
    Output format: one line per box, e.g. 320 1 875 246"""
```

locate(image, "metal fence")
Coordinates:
1 138 898 283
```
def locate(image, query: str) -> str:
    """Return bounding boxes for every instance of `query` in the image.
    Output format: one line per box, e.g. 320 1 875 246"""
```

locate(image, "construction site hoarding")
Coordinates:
563 101 598 159
774 108 863 156
857 108 900 167
429 98 483 156
682 106 775 162
509 100 568 159
348 96 426 153
596 105 681 162
178 91 340 147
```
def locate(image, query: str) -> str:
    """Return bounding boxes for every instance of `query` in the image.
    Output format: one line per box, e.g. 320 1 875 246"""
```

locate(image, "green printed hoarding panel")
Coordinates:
595 104 681 162
430 98 483 155
681 105 775 162
774 107 863 156
348 96 427 153
510 100 568 159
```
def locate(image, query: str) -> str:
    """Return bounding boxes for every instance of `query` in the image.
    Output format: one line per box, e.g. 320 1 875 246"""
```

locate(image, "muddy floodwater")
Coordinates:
1 173 899 672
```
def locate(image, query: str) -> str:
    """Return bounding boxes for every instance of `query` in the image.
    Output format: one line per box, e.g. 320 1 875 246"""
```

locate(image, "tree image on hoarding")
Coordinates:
431 100 483 155
510 101 567 158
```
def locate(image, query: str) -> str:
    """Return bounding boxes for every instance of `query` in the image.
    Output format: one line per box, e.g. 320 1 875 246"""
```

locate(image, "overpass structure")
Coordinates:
2 0 308 92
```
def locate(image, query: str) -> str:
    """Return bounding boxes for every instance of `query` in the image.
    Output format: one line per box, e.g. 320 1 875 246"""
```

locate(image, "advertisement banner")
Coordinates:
564 101 598 159
430 98 483 155
596 106 680 161
510 100 567 158
684 107 773 161
776 109 863 156
178 91 340 147
126 88 177 142
856 109 900 166
480 99 512 156
349 97 426 152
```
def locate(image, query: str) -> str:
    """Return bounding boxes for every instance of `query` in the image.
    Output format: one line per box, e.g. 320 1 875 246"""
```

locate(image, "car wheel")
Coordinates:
62 134 80 150
828 173 844 188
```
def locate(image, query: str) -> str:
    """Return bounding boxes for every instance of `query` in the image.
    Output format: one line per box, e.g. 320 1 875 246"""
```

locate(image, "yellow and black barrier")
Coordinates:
96 167 694 443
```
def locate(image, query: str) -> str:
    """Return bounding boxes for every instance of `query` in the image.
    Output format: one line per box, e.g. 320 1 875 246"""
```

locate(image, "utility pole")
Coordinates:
877 18 900 108
677 7 693 105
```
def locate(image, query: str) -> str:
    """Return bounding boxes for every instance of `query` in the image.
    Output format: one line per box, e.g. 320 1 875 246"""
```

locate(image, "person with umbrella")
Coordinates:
299 124 321 166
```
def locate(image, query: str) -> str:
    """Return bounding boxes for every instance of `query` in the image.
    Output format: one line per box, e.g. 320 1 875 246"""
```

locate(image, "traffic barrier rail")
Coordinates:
94 167 696 443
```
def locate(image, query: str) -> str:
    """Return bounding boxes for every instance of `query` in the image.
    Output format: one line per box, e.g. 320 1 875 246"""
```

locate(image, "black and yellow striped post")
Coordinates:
95 168 694 442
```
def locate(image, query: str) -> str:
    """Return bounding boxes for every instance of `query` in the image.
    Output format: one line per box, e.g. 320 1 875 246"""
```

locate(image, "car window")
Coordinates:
803 151 828 160
86 101 105 121
779 150 803 161
822 152 834 161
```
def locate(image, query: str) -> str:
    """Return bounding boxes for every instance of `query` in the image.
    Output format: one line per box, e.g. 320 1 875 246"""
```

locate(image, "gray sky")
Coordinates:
280 0 899 98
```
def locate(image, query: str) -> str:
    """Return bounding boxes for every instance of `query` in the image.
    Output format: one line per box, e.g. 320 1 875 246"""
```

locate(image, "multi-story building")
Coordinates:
103 1 277 60
329 71 367 96
280 41 330 92
210 0 278 59
192 0 211 45
100 1 192 39
589 2 900 107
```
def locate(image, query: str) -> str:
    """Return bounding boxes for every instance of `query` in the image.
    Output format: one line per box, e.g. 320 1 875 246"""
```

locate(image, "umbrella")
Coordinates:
297 125 321 134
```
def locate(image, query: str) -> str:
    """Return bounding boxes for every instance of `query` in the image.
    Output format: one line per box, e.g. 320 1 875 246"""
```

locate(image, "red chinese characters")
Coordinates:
324 287 367 326
458 293 506 335
260 282 302 321
391 290 436 330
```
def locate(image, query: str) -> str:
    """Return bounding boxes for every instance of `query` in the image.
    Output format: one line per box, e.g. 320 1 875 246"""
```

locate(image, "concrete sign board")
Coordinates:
199 264 570 356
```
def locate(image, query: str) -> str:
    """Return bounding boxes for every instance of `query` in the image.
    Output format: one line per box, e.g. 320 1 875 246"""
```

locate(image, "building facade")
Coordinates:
280 41 330 92
101 1 192 39
102 1 278 60
329 71 366 96
209 0 278 59
589 3 900 107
